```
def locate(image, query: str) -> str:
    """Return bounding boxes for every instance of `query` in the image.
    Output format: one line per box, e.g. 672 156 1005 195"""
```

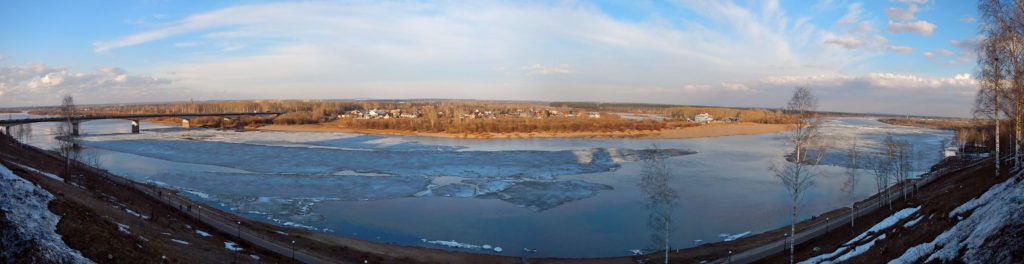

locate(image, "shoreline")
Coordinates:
256 122 795 139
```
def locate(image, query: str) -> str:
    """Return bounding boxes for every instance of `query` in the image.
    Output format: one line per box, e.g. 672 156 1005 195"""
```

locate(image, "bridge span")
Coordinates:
0 112 282 136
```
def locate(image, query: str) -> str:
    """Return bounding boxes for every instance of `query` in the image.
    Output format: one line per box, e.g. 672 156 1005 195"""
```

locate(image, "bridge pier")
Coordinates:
181 118 192 129
71 121 80 136
131 120 141 134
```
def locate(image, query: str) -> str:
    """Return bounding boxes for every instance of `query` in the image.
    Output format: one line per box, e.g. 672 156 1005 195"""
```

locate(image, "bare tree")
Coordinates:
842 136 860 228
871 149 893 211
978 0 1024 171
884 136 915 200
770 87 828 264
638 145 678 264
55 95 80 178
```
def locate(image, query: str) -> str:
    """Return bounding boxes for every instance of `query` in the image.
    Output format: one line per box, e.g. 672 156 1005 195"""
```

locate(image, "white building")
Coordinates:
694 113 713 123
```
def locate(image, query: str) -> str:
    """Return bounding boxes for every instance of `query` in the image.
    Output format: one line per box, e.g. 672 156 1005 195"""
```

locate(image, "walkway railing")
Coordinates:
1 140 338 264
711 155 994 264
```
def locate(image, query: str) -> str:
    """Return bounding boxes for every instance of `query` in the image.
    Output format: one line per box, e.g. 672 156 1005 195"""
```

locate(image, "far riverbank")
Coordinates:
256 122 795 139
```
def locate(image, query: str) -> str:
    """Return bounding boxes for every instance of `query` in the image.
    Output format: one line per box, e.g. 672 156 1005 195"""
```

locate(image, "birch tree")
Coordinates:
978 0 1024 170
638 145 678 264
55 95 80 179
843 136 860 228
770 87 828 264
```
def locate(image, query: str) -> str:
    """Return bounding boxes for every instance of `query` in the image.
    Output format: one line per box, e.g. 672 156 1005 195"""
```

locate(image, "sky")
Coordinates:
0 0 983 117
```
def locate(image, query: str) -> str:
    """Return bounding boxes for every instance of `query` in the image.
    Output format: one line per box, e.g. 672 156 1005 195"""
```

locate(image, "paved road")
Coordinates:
713 157 993 264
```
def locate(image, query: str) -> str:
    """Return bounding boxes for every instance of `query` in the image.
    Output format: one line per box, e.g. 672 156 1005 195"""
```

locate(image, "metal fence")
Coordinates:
2 140 337 264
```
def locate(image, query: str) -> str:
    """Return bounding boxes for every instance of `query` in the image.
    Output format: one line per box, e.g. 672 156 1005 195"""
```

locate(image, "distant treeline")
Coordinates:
549 102 798 124
338 115 664 133
26 99 796 132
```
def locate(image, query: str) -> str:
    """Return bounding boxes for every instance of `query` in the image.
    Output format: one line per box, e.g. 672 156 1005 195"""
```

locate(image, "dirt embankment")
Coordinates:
759 159 1012 263
0 139 292 263
258 122 794 139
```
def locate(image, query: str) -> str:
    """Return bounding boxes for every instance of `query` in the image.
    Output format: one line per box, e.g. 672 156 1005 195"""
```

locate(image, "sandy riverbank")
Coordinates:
256 122 794 139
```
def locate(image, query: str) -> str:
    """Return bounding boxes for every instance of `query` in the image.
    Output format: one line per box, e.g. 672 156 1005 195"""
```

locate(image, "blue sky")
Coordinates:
0 0 983 116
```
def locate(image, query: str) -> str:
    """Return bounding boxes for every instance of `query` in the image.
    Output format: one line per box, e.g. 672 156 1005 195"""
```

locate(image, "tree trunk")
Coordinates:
790 198 796 264
664 227 670 264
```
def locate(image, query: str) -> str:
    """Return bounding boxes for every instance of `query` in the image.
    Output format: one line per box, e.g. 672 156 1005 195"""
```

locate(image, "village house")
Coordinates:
694 113 713 123
588 112 601 118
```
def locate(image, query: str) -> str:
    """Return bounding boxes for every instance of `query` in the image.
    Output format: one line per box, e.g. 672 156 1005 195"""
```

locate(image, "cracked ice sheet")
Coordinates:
79 138 627 179
420 178 614 211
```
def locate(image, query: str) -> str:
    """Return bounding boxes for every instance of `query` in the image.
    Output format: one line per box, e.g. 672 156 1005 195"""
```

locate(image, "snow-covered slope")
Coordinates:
800 206 920 264
0 163 93 263
889 176 1024 264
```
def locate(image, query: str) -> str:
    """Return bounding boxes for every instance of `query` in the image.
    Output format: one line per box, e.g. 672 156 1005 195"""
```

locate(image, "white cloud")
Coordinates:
885 4 919 21
950 36 983 51
825 37 865 49
521 64 572 75
670 72 976 116
888 20 936 36
78 1 971 116
92 1 864 103
886 45 913 53
960 16 976 23
837 3 864 27
0 64 173 106
923 51 935 59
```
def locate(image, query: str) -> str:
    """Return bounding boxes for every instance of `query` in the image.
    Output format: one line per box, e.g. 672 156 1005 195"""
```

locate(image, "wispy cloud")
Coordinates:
91 1 863 101
886 45 913 53
0 64 174 105
888 20 936 36
521 64 572 75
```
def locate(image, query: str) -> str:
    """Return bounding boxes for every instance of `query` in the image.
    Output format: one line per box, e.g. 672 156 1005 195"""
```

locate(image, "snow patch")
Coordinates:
801 206 919 264
889 177 1024 264
9 163 64 182
224 241 243 251
903 216 923 228
171 239 190 245
195 230 212 237
116 223 131 234
0 164 93 263
720 231 752 242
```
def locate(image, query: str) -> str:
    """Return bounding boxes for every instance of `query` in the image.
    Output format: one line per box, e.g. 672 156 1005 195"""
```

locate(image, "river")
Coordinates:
1 113 952 258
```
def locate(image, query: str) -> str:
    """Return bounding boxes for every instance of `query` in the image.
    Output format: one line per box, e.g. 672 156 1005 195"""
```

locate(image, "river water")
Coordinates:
2 113 952 257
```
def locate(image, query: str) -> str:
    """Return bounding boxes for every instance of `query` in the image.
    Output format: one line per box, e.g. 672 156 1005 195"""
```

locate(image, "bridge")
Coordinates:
0 112 283 136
